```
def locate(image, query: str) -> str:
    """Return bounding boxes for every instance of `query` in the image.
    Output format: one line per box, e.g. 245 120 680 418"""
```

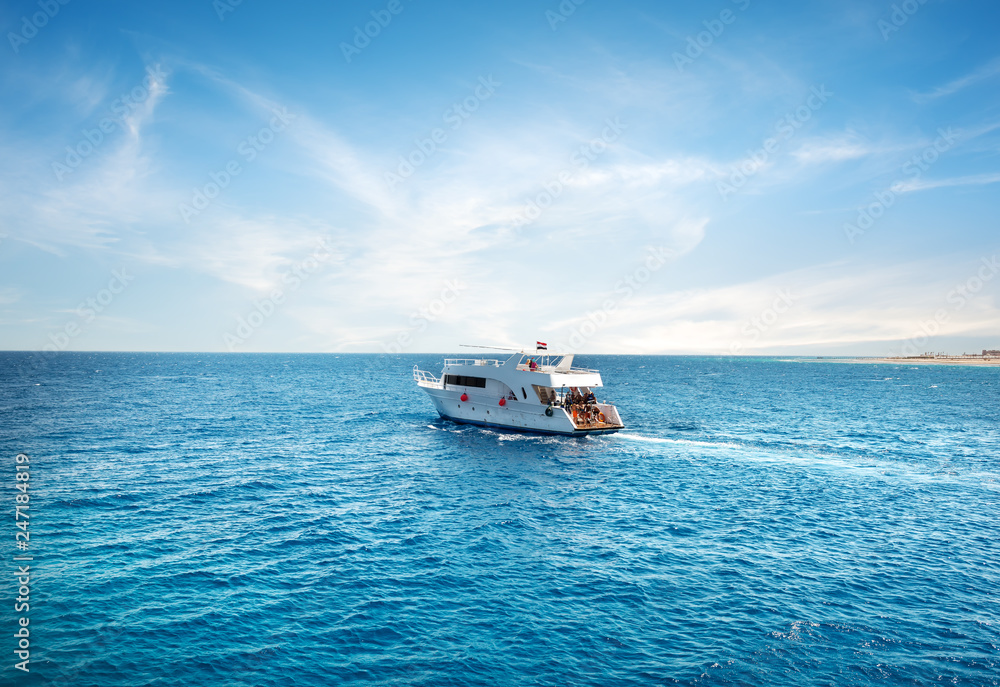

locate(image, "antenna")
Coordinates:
459 344 520 351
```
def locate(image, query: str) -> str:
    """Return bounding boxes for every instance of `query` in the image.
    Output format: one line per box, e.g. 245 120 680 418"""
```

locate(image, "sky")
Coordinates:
1 0 998 355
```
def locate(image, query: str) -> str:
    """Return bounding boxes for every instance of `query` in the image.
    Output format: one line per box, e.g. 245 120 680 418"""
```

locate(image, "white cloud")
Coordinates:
912 57 1000 102
6 41 996 354
540 257 1000 354
791 135 877 164
894 172 1000 194
0 287 22 305
3 64 171 256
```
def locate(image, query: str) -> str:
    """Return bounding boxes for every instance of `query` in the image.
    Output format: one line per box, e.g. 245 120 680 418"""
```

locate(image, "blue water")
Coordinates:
2 353 999 686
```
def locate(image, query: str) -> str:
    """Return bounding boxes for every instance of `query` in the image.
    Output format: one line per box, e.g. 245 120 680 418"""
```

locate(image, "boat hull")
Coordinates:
438 413 623 436
419 386 622 436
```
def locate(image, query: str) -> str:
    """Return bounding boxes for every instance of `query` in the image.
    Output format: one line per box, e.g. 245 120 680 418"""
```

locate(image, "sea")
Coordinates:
1 352 998 686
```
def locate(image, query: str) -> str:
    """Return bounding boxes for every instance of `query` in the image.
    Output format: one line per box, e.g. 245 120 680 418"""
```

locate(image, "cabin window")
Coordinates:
445 374 487 388
521 387 527 399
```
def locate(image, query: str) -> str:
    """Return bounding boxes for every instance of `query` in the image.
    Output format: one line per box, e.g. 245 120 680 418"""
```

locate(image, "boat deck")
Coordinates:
566 404 622 431
573 421 625 430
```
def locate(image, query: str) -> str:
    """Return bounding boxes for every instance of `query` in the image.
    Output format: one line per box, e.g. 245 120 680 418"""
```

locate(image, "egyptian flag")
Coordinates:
536 341 547 350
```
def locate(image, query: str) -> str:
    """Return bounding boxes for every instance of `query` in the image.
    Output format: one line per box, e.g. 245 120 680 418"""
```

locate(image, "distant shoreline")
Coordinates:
829 357 1000 367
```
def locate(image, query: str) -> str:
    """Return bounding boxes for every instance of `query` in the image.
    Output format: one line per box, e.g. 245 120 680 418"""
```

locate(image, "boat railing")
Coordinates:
413 366 443 388
443 358 501 367
516 364 600 374
596 403 623 426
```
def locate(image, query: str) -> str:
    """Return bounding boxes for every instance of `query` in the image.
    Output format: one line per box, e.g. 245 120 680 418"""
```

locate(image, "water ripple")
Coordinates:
2 353 998 686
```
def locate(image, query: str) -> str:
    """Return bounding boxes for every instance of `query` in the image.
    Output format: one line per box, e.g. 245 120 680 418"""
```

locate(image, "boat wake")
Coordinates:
616 433 739 450
616 432 998 485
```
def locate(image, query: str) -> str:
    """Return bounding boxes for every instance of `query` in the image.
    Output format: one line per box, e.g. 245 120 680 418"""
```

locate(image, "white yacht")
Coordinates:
413 346 625 435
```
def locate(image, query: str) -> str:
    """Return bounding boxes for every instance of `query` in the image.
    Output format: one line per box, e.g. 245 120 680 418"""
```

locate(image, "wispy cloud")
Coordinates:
0 287 22 305
3 64 170 256
3 2 999 354
550 258 1000 354
791 135 878 165
894 172 1000 194
913 57 1000 102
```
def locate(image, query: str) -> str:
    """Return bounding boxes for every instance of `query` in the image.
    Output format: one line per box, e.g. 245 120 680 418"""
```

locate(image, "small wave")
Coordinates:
615 432 998 483
616 433 740 450
615 433 673 443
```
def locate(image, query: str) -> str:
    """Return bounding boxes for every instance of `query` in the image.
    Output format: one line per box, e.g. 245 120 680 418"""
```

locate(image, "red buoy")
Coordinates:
499 398 506 406
460 393 468 402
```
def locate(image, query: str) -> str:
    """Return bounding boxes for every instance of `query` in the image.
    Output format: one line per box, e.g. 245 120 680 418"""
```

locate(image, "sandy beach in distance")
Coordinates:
853 357 1000 367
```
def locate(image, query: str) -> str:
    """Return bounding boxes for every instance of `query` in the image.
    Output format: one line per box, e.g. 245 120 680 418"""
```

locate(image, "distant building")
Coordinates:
984 349 1000 357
